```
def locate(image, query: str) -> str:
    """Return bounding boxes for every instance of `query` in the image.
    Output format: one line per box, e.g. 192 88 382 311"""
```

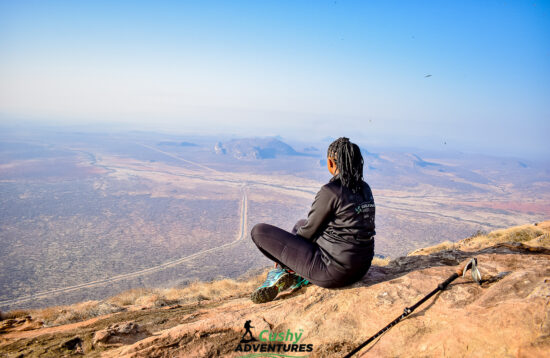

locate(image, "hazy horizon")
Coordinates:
2 120 549 165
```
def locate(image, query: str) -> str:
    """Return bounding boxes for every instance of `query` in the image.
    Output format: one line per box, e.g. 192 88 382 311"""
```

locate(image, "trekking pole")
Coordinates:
344 258 481 358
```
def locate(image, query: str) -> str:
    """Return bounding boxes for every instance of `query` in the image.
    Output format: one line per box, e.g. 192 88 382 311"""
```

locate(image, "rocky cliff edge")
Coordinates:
1 221 549 357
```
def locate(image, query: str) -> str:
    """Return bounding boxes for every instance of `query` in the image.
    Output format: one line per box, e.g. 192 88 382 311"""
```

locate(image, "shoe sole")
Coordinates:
289 279 311 291
251 273 295 304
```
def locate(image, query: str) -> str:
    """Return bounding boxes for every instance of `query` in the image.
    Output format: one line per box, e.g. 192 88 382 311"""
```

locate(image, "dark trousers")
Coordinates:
250 220 372 288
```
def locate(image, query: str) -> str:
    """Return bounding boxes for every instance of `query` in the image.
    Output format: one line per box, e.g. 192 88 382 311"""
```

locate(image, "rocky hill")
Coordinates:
1 221 549 357
214 137 313 160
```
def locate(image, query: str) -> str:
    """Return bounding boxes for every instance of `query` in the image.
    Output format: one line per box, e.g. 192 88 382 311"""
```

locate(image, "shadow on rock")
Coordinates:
353 242 550 289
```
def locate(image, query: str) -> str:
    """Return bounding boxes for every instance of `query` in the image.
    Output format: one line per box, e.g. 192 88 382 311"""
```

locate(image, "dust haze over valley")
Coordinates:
0 125 548 311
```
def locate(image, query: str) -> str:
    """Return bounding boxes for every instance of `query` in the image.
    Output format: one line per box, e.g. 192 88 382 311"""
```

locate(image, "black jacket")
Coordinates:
297 175 376 271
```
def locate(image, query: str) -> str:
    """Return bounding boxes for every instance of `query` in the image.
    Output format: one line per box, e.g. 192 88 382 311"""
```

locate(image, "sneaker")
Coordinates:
288 275 310 290
251 268 295 304
275 263 295 275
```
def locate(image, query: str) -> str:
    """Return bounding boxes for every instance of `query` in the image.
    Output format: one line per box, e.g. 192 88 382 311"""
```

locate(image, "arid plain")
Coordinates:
1 130 548 311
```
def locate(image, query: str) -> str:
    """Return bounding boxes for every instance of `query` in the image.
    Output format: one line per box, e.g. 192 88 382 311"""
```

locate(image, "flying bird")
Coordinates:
425 74 432 78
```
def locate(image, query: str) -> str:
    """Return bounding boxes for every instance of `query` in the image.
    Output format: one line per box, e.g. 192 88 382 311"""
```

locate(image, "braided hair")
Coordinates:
327 137 364 194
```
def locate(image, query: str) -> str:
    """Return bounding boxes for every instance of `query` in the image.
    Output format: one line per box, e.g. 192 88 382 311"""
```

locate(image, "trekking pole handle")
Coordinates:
456 261 469 276
434 258 474 291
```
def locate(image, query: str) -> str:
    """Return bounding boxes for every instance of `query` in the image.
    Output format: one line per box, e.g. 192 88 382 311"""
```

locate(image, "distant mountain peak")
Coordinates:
213 137 312 160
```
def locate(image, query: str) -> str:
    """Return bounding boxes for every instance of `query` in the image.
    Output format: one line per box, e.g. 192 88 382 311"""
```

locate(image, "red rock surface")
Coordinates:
104 224 550 357
93 321 150 347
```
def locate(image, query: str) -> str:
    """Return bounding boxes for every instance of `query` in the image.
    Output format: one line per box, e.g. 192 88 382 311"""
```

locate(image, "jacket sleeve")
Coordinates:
297 185 336 240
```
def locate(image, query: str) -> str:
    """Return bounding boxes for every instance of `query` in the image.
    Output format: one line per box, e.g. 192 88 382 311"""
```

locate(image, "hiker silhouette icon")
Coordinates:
240 320 257 343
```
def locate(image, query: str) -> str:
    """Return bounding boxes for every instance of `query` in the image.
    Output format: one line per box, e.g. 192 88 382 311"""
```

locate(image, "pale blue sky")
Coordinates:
0 1 548 158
